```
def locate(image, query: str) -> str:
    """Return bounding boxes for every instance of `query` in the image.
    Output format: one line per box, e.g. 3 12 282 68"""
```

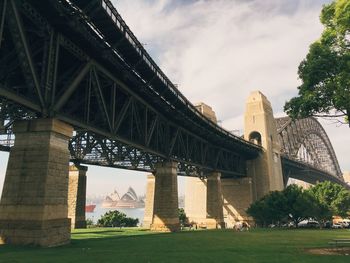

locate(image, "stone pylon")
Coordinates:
206 172 225 229
185 173 225 229
185 103 224 229
184 177 207 226
244 91 284 200
143 174 155 228
221 178 254 228
150 161 180 232
68 164 88 229
0 119 73 247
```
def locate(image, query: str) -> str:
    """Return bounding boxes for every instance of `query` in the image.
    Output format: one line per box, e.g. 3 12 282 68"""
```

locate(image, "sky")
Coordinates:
0 0 349 198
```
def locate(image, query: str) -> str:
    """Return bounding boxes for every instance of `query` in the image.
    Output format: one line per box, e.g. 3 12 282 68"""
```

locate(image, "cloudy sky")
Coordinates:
0 0 348 197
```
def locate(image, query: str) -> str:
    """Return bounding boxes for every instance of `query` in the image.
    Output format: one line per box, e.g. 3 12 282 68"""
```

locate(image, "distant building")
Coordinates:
288 178 311 189
343 171 350 185
102 187 144 208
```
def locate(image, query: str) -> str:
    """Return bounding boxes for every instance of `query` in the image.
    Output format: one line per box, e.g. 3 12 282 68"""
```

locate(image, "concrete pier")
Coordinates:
184 177 207 226
184 173 225 229
206 172 225 229
185 102 224 228
143 174 155 228
150 161 180 232
222 178 254 228
244 91 284 199
68 165 88 229
0 118 73 247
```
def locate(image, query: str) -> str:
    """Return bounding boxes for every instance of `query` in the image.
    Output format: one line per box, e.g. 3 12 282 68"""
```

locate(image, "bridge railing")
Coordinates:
97 0 258 149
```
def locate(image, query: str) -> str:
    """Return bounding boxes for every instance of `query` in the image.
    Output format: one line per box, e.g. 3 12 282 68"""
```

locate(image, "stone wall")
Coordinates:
221 178 254 228
143 174 155 228
68 165 87 229
151 162 180 232
0 119 73 247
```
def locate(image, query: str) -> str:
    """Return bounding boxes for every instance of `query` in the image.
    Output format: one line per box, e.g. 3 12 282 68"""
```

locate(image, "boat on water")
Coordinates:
85 204 96 213
102 187 144 209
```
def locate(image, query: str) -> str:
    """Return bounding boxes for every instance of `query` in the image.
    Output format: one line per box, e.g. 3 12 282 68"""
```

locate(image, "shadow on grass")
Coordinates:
73 229 123 235
2 228 350 263
70 227 183 243
0 229 172 252
0 229 225 263
69 228 224 249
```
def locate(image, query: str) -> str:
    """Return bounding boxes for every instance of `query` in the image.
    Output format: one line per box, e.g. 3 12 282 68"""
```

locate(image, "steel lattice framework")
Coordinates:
276 117 344 185
0 0 346 185
0 0 260 177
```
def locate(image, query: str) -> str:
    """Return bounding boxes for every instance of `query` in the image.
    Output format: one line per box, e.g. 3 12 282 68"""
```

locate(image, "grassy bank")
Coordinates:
0 228 349 262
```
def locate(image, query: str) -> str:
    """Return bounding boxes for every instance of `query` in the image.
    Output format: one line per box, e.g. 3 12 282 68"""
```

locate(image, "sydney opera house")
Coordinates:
102 187 144 209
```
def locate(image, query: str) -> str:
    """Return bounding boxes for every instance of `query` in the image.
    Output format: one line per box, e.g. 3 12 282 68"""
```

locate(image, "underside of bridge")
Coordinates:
0 0 347 247
0 0 261 246
0 0 260 176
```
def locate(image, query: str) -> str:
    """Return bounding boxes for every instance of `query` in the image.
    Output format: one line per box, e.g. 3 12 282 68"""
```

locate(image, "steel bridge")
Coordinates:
0 0 347 187
276 117 345 186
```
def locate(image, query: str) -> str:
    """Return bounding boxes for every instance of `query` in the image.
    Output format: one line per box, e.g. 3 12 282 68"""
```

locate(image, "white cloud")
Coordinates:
115 0 326 118
113 0 348 172
318 119 350 172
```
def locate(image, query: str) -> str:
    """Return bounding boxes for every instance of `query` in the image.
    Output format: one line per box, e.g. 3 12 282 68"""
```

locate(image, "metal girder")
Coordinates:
8 0 45 110
44 31 59 107
114 97 132 134
276 117 343 181
0 0 344 184
0 87 41 112
91 67 112 131
53 62 92 112
281 157 349 190
0 0 260 177
0 0 7 49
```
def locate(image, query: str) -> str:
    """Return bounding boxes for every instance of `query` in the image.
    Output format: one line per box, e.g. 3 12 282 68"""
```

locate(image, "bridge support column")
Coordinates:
68 165 87 229
150 161 180 232
143 174 155 228
222 178 254 228
206 172 225 229
244 91 284 199
184 177 207 227
185 173 225 229
0 118 73 247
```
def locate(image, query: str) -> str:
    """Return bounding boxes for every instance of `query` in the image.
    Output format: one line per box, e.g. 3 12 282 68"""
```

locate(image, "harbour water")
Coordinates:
86 204 145 225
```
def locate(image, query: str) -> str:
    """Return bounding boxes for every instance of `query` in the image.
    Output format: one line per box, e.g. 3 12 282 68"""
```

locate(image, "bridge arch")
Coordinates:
248 131 262 146
275 117 342 180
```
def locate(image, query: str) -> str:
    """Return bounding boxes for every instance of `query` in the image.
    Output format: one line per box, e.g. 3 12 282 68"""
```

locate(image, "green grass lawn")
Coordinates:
0 228 349 263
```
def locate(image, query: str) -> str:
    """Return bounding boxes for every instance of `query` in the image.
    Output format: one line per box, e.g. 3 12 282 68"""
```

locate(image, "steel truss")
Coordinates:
0 0 260 177
281 156 346 187
276 117 344 183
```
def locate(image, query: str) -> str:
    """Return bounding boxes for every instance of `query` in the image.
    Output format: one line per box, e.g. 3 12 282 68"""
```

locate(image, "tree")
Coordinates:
86 218 95 227
98 210 139 227
308 181 350 218
246 196 275 227
282 185 318 227
247 198 266 227
310 201 333 227
284 0 350 126
247 187 302 227
247 185 324 227
178 208 188 226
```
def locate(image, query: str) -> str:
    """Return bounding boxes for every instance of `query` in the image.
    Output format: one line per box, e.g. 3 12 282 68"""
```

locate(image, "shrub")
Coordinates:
98 210 139 227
